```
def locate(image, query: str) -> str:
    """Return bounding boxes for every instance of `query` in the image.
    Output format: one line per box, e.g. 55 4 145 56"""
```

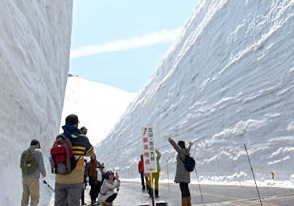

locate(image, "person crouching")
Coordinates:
98 171 120 206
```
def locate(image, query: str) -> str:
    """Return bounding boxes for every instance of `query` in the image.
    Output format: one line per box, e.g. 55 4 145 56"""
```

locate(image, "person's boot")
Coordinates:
155 189 159 198
149 189 153 197
148 188 153 197
182 197 189 206
187 196 192 206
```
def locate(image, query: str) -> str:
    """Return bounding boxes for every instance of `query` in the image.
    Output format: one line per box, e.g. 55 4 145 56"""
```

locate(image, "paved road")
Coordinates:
112 181 294 206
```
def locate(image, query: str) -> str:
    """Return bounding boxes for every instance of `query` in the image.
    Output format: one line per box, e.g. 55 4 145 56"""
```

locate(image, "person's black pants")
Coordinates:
105 193 118 203
140 172 145 189
90 183 100 203
179 183 190 197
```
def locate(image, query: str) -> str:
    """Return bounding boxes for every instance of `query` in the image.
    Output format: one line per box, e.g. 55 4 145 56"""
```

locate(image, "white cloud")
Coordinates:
70 28 182 59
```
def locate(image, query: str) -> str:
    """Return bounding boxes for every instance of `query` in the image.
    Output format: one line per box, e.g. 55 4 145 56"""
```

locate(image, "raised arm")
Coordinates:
104 179 120 190
168 135 182 153
187 141 194 153
156 149 161 160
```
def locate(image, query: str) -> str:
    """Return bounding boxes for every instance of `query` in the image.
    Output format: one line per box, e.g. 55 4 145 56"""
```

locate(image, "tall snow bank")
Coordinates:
96 0 294 186
0 0 73 205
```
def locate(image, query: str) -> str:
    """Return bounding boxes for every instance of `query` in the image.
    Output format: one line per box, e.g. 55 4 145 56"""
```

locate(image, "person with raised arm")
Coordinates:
168 134 193 206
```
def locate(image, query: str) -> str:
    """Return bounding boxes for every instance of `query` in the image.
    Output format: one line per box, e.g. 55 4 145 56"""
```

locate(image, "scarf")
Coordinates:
89 158 97 180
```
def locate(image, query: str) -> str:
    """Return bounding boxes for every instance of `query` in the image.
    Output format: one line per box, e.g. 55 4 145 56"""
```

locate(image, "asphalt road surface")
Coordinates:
106 181 294 206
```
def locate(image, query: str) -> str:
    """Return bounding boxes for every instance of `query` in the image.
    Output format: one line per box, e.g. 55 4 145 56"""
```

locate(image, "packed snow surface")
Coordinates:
0 0 73 205
96 0 294 186
1 0 294 206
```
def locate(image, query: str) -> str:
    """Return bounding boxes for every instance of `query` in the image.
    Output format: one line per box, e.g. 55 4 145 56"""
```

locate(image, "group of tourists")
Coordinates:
20 114 194 206
20 114 120 206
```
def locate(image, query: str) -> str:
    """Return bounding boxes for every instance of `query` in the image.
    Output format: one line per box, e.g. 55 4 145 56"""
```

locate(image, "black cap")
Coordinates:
65 114 79 125
178 140 186 148
30 139 40 146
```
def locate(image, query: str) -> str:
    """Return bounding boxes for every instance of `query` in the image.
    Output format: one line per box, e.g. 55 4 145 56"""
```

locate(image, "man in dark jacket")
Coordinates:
20 139 46 206
54 114 94 206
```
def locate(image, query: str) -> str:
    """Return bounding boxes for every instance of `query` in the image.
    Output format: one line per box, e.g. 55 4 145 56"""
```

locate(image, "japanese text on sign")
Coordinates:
142 127 157 173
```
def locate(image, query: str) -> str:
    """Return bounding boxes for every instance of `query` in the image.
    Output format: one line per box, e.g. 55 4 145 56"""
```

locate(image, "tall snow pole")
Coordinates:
166 160 170 193
244 144 263 206
193 146 203 202
132 168 134 187
150 173 155 206
194 165 203 202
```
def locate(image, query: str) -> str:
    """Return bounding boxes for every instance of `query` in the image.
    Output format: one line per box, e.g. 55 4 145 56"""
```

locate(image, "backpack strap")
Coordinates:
179 151 190 164
58 133 82 161
179 155 186 164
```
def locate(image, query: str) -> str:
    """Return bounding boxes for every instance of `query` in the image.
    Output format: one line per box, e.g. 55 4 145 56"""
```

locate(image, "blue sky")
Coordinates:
70 0 199 92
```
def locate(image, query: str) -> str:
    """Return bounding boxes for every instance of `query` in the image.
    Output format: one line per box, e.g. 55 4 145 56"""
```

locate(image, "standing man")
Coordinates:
138 154 146 191
54 114 94 206
20 139 46 206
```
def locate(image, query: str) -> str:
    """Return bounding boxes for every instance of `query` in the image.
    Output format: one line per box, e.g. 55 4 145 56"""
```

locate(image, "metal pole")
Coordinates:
132 168 134 187
166 160 170 193
193 147 203 201
150 173 155 206
194 164 203 201
244 144 263 206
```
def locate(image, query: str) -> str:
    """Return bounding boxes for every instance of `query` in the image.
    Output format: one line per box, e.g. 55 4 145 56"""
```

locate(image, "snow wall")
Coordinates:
0 0 73 204
96 0 294 184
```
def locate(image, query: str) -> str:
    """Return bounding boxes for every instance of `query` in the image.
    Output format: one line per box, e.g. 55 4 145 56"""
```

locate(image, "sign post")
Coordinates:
142 127 157 206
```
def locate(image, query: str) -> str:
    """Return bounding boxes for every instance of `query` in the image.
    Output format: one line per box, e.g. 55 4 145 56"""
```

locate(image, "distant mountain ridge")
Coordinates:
61 76 137 145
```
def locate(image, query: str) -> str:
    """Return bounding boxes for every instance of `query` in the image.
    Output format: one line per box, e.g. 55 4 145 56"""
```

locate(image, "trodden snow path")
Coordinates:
40 180 294 206
106 181 294 206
